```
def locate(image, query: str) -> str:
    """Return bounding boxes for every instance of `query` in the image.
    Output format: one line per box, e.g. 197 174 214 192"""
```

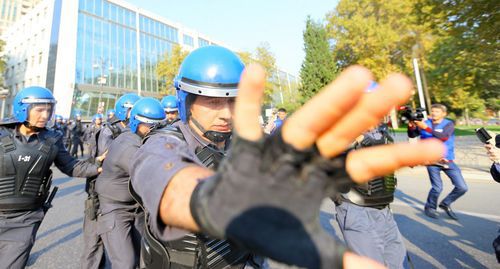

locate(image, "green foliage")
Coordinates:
156 44 189 95
299 17 337 102
422 0 499 114
326 0 425 80
237 43 278 103
0 40 6 87
324 0 499 119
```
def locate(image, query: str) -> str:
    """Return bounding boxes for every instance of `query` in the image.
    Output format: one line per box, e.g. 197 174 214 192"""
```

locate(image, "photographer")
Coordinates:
484 133 500 263
485 134 500 182
407 104 467 220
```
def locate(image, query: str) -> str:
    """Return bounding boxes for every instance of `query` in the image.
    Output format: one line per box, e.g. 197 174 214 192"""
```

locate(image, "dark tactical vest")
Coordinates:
0 127 59 211
105 119 123 140
130 127 251 269
344 125 397 208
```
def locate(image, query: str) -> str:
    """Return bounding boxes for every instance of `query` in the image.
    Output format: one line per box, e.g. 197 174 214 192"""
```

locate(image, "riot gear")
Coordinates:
0 128 59 211
129 98 166 134
132 126 250 269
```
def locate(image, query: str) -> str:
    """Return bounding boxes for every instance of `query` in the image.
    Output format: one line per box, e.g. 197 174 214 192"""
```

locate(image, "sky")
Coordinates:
125 0 339 76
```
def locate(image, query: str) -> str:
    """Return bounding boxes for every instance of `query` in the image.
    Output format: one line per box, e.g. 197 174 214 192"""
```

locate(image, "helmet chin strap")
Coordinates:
190 117 231 144
22 121 45 132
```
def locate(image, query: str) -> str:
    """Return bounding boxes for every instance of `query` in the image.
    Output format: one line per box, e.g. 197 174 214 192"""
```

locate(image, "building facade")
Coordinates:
2 0 298 119
0 0 41 35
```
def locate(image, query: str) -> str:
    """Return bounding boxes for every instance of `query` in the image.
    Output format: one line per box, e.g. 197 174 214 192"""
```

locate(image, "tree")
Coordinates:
421 0 499 115
156 44 188 95
299 17 337 102
237 43 278 103
326 0 432 80
0 40 6 87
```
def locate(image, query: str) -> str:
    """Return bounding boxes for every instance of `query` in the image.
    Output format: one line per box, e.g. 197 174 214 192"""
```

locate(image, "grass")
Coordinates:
393 125 500 136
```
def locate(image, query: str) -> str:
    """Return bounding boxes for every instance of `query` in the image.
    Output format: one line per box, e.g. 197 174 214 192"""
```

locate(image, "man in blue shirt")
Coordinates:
408 104 468 220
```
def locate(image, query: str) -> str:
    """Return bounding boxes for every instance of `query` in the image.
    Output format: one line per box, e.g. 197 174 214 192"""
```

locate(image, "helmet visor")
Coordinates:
27 103 55 128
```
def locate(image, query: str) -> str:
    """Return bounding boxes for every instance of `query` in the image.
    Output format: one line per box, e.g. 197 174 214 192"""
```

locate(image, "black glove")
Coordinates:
190 129 354 269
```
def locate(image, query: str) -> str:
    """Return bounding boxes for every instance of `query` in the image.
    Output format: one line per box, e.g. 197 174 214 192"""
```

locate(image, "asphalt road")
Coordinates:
26 166 500 269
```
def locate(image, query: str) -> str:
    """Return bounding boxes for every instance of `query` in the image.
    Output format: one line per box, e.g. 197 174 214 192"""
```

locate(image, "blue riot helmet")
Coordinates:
174 45 244 122
128 97 166 134
115 93 141 121
160 95 178 113
174 46 244 143
92 113 103 122
13 86 57 127
107 109 115 118
55 114 63 121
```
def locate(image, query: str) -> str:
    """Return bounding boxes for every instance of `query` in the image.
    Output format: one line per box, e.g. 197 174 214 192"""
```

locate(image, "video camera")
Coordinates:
399 106 425 122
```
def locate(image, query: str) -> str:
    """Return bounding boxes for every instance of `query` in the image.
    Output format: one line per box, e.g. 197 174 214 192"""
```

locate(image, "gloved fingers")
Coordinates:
282 66 371 151
317 73 413 157
346 139 445 183
234 64 266 142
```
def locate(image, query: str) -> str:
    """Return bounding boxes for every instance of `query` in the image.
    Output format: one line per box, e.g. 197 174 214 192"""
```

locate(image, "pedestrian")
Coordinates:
0 86 101 269
408 104 468 220
129 46 446 269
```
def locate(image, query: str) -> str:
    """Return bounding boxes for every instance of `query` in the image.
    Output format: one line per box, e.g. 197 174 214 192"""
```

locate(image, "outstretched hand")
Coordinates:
235 64 445 183
192 64 444 269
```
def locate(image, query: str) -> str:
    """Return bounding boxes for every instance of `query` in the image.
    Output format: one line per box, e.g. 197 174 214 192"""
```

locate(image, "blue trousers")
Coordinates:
425 162 468 209
336 202 407 269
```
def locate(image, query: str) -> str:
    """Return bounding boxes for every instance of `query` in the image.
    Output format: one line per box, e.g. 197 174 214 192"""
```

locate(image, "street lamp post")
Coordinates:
93 59 113 115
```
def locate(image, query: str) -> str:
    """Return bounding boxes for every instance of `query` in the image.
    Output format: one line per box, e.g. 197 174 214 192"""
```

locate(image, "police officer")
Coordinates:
334 123 407 269
80 94 140 269
0 86 101 269
160 95 179 125
332 83 407 268
84 113 104 159
95 97 164 269
80 113 106 269
130 46 447 269
53 115 65 135
70 113 85 158
106 109 116 123
98 94 140 155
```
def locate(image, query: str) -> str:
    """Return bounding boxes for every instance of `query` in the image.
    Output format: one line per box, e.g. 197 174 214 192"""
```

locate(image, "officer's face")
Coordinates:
166 111 178 121
108 112 114 119
190 96 235 133
95 118 102 125
28 104 53 128
137 123 151 137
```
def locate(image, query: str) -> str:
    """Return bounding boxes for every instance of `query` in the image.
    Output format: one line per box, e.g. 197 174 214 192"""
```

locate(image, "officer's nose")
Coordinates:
218 100 234 120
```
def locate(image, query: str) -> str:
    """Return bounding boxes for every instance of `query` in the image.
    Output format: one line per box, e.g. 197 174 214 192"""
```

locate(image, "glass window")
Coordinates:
117 7 123 26
139 16 144 31
183 34 193 46
128 10 134 28
79 0 86 11
94 0 102 16
110 3 117 22
102 1 109 18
